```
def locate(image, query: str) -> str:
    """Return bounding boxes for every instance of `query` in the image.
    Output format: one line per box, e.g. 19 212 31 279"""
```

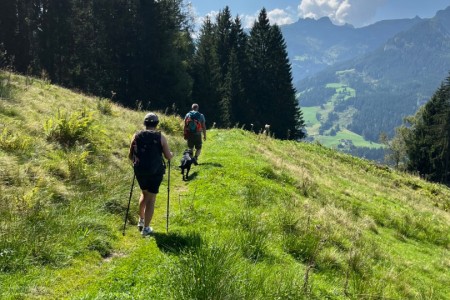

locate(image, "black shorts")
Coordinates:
135 172 164 194
187 134 202 150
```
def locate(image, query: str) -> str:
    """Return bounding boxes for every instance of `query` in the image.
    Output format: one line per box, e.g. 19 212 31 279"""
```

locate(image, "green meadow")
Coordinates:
301 106 321 128
1 72 449 299
302 82 384 150
317 129 383 149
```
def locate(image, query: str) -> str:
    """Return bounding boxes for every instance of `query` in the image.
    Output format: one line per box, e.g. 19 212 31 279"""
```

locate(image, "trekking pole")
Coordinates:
123 173 136 236
166 160 171 233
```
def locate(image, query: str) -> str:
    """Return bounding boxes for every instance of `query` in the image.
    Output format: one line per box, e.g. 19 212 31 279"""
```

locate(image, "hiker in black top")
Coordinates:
184 103 206 165
128 113 173 236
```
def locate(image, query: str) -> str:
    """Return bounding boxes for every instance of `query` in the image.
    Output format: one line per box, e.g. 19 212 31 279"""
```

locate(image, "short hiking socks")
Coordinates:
138 218 144 232
142 226 153 236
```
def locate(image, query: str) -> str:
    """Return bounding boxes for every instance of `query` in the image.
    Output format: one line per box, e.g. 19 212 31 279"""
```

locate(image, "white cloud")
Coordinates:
240 7 297 28
298 0 387 27
267 8 296 26
196 10 219 28
242 13 259 29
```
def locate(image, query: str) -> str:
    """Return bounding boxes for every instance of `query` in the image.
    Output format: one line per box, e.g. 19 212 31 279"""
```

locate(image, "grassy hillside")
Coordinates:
1 71 449 299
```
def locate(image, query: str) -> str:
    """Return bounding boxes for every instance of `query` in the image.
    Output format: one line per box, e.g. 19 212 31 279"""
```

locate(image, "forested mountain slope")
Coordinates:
1 72 449 299
296 6 450 151
281 15 423 82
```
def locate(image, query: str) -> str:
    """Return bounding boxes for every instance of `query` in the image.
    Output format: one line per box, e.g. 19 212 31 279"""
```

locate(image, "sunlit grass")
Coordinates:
317 129 385 148
302 106 320 127
1 71 449 299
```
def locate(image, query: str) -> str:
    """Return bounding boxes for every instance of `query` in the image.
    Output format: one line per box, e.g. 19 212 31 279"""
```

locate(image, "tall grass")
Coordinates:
96 97 113 116
167 238 310 300
0 188 71 272
0 70 15 100
168 243 243 299
1 73 449 300
236 210 269 262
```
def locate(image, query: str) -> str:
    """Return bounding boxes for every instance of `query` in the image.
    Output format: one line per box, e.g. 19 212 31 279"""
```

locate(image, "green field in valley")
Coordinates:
301 82 383 150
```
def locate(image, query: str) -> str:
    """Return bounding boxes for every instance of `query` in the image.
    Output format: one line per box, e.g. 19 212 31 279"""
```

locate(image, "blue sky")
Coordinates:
188 0 450 28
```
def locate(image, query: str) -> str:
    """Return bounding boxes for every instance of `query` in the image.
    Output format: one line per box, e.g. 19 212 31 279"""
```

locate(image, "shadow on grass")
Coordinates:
185 171 198 181
200 162 223 168
153 231 202 254
177 162 222 181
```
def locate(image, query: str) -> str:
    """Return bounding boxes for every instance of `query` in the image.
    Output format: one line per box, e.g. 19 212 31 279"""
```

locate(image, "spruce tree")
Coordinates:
14 0 40 72
214 6 234 127
191 16 221 124
404 105 434 177
143 0 193 111
248 9 305 139
70 0 110 96
39 0 74 84
217 13 252 128
215 7 233 81
220 49 244 127
229 16 252 128
405 73 450 183
0 0 17 66
430 75 450 182
267 25 305 139
247 8 273 132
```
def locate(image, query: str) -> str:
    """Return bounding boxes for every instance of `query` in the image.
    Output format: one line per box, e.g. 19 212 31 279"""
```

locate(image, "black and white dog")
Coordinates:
179 149 194 181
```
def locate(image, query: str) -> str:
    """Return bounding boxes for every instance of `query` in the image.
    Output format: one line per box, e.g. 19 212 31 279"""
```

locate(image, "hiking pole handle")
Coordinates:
123 173 136 236
166 160 171 233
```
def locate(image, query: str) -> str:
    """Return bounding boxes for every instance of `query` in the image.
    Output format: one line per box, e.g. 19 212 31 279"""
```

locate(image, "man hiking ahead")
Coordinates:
184 103 206 165
128 113 173 236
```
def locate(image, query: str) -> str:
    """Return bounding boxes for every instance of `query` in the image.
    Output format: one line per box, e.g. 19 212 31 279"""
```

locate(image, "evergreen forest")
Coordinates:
388 73 450 185
0 0 305 140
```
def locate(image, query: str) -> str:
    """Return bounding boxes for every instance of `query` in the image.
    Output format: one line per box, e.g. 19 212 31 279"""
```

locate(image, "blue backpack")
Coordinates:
184 112 202 137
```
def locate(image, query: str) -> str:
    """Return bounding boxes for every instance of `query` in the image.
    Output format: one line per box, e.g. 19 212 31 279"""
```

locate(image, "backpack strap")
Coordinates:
135 130 162 150
133 130 163 170
188 111 201 120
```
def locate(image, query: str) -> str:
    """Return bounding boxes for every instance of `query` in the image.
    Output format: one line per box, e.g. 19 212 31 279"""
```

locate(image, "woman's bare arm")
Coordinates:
128 135 136 161
161 134 174 160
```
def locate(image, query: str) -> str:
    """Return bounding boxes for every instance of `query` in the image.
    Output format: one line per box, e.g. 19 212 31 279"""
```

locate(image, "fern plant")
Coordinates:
44 109 96 148
0 128 31 152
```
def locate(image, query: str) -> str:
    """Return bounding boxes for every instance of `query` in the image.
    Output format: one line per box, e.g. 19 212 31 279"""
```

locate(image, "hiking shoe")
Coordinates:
138 218 144 232
141 227 153 237
193 157 199 165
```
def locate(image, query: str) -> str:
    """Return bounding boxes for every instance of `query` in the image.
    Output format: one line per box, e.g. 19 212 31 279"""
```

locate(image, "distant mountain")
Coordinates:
281 16 423 82
296 6 450 148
